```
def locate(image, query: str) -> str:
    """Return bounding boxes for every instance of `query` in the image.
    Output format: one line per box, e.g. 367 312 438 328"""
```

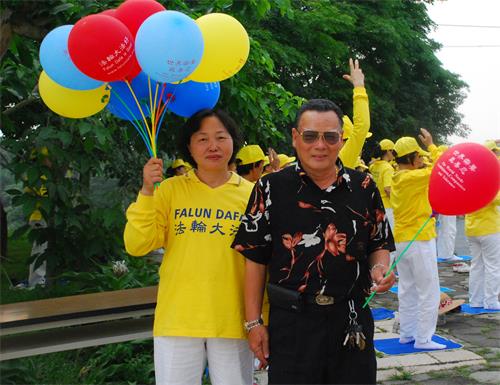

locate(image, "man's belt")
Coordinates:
302 293 346 306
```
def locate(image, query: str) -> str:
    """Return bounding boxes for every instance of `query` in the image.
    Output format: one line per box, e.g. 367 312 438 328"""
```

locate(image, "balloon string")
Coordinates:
155 80 183 142
130 119 154 157
110 88 153 156
152 82 160 152
147 77 156 155
125 80 154 156
362 214 434 308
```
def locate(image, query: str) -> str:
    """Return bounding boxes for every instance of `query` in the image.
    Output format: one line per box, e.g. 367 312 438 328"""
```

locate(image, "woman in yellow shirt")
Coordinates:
124 109 254 385
391 129 445 350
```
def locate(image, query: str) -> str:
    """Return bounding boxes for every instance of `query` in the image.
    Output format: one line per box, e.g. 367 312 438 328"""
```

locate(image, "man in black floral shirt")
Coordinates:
232 98 396 384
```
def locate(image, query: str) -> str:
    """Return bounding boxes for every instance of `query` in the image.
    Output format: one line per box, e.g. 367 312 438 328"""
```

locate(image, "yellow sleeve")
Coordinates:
339 87 370 168
428 144 442 162
123 190 169 257
381 164 393 188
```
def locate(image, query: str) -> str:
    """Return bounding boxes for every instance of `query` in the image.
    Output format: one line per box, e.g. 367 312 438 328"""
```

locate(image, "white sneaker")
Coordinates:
452 262 470 273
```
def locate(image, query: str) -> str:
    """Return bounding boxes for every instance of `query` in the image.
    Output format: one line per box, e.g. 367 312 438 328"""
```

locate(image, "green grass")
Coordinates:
2 234 32 283
389 368 413 381
0 349 93 384
453 365 472 378
376 351 385 358
428 370 449 379
476 347 492 356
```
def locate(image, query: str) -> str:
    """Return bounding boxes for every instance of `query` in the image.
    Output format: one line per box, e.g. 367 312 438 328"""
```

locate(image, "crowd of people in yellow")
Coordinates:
120 58 500 385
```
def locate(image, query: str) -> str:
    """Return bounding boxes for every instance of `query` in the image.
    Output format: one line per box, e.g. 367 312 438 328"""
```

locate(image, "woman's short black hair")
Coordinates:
372 145 394 160
236 160 264 176
178 109 243 168
395 151 418 165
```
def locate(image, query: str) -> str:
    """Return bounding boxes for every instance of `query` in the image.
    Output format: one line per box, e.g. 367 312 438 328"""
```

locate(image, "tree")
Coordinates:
0 0 468 281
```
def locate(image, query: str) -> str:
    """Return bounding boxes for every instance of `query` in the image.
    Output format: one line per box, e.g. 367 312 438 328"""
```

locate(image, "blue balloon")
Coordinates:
106 72 164 121
166 81 221 118
135 11 204 84
39 25 103 90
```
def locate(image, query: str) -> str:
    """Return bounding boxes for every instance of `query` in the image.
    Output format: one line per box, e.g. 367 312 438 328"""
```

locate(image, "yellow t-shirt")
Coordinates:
465 192 500 237
391 145 440 243
339 87 370 168
124 170 253 339
369 159 394 209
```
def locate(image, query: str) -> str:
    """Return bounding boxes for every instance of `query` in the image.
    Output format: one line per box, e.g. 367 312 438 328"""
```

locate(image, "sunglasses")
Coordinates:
298 129 341 145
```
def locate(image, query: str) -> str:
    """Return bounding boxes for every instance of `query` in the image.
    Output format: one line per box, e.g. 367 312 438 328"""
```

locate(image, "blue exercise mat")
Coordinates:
461 303 500 314
375 335 462 355
371 307 395 321
437 255 472 263
389 286 455 294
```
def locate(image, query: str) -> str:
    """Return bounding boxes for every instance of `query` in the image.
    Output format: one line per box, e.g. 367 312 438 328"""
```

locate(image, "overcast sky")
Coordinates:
426 0 500 144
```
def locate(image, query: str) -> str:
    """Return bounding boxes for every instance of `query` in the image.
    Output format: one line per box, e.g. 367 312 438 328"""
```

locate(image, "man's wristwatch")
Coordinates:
244 318 264 333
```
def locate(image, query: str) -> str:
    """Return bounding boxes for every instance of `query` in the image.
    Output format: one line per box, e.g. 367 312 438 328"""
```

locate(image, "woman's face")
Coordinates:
188 116 234 172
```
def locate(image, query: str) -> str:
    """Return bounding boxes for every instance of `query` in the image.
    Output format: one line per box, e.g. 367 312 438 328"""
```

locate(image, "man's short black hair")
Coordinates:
178 109 243 168
295 99 345 129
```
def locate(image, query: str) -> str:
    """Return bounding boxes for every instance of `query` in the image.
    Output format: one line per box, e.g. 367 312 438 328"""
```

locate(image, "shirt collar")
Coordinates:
186 169 242 186
294 157 353 192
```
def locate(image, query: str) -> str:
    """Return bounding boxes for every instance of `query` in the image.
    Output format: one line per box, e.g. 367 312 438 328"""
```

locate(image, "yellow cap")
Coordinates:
172 159 186 169
236 145 266 165
394 137 429 157
342 115 372 139
263 157 270 167
355 157 369 170
484 140 500 151
278 154 296 168
379 139 395 151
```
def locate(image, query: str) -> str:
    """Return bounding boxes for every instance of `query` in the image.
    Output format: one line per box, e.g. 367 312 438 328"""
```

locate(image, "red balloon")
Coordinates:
115 0 166 38
429 143 500 215
100 9 117 17
68 15 135 82
125 55 142 81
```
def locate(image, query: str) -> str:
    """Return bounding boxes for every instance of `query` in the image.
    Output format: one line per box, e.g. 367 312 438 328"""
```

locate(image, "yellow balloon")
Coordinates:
188 13 250 82
38 71 110 119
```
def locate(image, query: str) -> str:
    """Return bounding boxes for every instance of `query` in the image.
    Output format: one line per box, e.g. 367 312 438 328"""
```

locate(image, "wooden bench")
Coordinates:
0 286 158 361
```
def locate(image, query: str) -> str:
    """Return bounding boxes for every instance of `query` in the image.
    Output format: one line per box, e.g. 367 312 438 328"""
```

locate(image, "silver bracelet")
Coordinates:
244 318 263 333
370 263 387 273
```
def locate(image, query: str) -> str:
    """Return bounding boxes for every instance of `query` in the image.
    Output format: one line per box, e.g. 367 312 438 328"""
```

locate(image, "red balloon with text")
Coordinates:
429 143 500 215
68 15 135 82
115 0 166 38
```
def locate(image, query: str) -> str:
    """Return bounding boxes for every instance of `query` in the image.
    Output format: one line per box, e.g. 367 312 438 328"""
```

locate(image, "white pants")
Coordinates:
396 240 440 343
468 233 500 309
436 215 457 259
385 208 396 264
154 336 253 385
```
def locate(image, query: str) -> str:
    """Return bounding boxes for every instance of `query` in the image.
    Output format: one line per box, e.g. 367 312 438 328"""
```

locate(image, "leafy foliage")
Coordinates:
79 340 155 385
1 0 468 283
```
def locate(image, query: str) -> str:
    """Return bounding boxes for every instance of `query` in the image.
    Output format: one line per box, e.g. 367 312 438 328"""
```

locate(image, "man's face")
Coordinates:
292 110 343 174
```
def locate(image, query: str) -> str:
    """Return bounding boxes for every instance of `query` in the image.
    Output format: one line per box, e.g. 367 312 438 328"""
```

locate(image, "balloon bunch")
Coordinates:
38 0 250 158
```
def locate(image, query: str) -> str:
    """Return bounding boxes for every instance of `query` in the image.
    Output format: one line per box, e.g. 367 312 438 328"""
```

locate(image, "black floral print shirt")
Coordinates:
232 159 395 298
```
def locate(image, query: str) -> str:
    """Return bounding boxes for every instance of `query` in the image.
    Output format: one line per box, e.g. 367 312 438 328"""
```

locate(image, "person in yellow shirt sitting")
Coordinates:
168 158 189 176
236 145 266 183
124 109 254 385
465 141 500 310
391 128 446 350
